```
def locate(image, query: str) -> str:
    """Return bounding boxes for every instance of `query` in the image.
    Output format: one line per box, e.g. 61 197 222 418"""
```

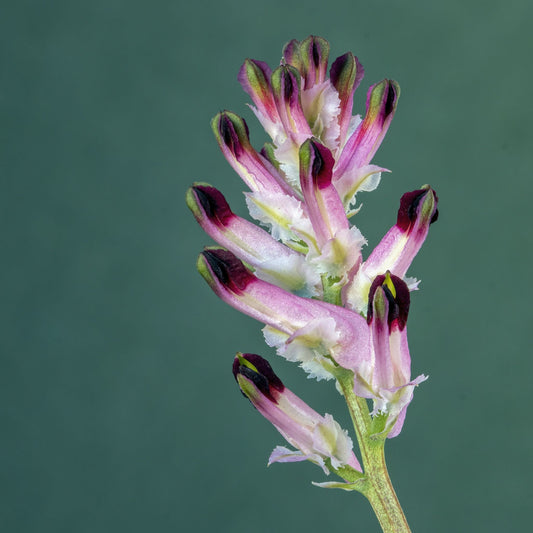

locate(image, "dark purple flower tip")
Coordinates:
271 65 301 105
397 186 439 232
299 138 335 190
212 111 251 157
367 272 410 330
237 59 277 118
300 35 330 84
233 353 285 402
191 185 234 227
365 79 400 125
238 59 272 93
201 248 255 293
330 52 365 100
282 39 300 66
383 80 398 118
282 36 330 87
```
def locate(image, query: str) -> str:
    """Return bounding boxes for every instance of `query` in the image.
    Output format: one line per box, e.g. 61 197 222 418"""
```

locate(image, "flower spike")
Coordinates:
233 353 362 475
189 37 438 522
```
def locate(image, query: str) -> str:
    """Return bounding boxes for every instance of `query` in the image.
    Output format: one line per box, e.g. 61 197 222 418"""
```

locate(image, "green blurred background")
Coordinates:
2 1 532 531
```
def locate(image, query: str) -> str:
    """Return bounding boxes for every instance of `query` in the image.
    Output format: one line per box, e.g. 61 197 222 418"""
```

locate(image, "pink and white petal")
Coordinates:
348 187 439 299
273 137 306 190
299 139 349 247
188 184 315 293
334 164 388 209
263 319 340 381
307 227 365 283
300 80 341 150
245 190 316 251
313 414 361 472
268 446 329 475
238 59 278 122
330 52 365 148
248 104 286 145
335 79 400 177
271 65 313 140
212 111 293 195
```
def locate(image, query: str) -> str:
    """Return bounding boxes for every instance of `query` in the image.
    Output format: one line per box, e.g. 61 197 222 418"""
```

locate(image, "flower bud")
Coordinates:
212 111 289 194
283 35 330 88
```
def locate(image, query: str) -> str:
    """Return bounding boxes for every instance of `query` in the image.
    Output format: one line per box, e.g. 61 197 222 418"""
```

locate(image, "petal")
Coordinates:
234 353 360 473
335 164 388 210
345 187 438 314
313 413 361 471
187 184 318 294
212 111 293 195
238 59 278 122
271 65 313 140
268 446 329 474
300 80 341 149
245 190 316 251
283 36 330 89
299 139 349 247
263 318 342 381
198 249 370 374
335 79 400 179
330 52 365 147
307 226 365 284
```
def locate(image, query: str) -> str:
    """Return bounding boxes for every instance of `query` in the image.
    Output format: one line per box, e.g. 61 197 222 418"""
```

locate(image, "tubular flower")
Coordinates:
233 353 362 475
197 248 369 381
355 273 427 438
345 185 439 314
189 35 439 473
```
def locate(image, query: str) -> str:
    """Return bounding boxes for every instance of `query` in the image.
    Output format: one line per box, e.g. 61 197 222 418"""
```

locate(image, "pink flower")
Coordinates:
233 353 362 475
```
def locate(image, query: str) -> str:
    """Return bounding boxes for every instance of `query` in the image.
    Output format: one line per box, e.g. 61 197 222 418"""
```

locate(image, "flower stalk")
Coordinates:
336 369 411 533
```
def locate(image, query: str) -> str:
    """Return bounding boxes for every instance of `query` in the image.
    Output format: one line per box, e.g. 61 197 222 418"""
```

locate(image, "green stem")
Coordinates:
337 372 411 533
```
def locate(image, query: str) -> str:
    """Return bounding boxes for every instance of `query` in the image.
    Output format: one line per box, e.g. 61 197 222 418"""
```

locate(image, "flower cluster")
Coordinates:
187 36 438 480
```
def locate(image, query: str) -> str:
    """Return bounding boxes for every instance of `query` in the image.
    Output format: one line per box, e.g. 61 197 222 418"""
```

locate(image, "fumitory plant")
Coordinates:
187 36 438 533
